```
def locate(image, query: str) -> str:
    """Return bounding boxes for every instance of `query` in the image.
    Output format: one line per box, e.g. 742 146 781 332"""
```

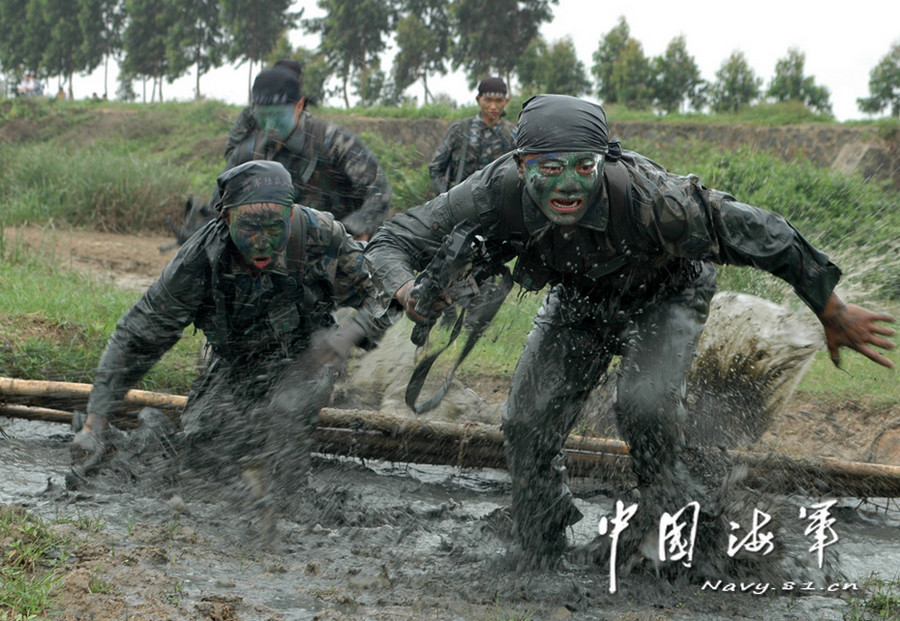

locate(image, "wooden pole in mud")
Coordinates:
2 377 900 497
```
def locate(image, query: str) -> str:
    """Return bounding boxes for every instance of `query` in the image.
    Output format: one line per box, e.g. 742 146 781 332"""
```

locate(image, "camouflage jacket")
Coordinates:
222 108 392 238
367 150 841 318
87 206 391 420
428 115 516 195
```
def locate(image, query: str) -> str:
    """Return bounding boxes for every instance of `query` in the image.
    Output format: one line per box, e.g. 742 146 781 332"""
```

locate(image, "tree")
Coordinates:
451 0 557 89
708 50 761 113
43 0 86 99
591 16 630 103
165 0 227 99
305 0 396 108
517 36 590 97
0 0 31 77
767 48 832 115
121 0 176 101
858 41 900 117
78 0 125 98
221 0 298 102
392 0 450 105
653 35 705 114
607 38 653 109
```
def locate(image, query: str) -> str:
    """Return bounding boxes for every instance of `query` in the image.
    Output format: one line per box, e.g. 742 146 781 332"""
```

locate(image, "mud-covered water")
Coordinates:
2 414 899 621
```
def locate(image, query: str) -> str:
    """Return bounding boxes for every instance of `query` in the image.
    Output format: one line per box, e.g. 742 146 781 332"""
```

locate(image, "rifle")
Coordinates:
405 220 513 413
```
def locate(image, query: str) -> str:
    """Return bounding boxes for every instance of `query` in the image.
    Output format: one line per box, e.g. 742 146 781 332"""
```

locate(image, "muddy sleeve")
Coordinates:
319 219 392 348
635 163 841 315
365 156 509 300
86 240 211 419
428 123 458 195
325 126 392 238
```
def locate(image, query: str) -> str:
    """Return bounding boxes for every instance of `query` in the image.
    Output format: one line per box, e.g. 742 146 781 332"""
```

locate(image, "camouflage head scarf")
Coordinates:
216 161 294 211
516 94 609 155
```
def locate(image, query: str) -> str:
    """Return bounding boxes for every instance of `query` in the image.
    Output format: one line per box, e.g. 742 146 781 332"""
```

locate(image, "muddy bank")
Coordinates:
3 414 900 621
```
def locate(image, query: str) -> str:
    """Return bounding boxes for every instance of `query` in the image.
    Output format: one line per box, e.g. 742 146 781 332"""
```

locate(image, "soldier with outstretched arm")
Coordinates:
365 94 895 568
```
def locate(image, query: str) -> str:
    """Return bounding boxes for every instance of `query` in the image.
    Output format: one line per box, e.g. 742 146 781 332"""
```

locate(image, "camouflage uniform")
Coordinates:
178 108 391 242
428 114 516 195
366 150 841 561
88 206 390 486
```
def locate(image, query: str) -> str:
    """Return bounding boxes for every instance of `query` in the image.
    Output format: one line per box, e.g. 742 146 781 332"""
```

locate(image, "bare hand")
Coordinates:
818 293 896 369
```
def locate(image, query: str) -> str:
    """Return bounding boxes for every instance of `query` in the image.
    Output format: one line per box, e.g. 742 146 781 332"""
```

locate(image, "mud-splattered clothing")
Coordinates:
428 115 516 195
88 206 390 422
221 108 392 238
366 149 841 559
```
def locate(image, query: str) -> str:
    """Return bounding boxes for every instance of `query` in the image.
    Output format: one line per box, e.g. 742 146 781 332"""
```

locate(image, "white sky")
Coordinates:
72 0 900 122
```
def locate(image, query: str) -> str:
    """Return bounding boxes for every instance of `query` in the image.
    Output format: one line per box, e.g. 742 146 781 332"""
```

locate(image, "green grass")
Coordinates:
0 505 72 619
844 574 900 620
0 229 203 393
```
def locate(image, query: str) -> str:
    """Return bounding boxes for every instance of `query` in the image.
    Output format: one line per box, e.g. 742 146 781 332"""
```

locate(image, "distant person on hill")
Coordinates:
71 160 391 509
174 59 391 245
428 77 516 195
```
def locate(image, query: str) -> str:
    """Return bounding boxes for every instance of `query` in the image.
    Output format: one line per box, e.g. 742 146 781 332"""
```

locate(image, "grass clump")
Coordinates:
0 231 202 393
0 505 72 619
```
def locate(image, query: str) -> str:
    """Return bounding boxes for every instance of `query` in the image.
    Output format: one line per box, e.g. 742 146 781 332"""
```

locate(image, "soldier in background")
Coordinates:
428 77 516 195
176 60 391 244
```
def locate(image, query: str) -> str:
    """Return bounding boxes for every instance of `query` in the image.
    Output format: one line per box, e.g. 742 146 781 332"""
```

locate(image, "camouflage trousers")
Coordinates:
501 262 717 560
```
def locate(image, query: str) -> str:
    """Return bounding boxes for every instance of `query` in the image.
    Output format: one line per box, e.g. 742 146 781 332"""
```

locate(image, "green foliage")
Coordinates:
517 36 590 97
653 35 705 114
591 16 631 103
709 51 762 113
766 48 832 116
356 131 431 211
392 1 451 105
0 142 194 233
304 0 396 108
857 42 900 117
450 0 557 89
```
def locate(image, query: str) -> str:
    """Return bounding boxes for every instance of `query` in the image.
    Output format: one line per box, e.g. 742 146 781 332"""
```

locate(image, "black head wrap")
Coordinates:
251 66 302 106
217 161 294 211
516 94 609 154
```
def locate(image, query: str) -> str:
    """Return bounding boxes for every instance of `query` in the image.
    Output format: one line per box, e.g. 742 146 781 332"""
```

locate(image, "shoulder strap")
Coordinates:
286 205 308 273
498 162 525 241
298 119 328 185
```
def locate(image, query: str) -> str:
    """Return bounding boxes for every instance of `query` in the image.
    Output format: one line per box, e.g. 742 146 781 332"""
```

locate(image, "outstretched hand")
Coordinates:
818 293 896 369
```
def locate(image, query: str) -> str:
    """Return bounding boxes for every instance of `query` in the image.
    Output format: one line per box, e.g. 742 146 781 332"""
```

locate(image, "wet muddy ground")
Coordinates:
3 413 900 621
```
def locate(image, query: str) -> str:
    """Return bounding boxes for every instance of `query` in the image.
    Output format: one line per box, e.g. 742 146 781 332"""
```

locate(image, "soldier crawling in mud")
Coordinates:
177 60 391 244
72 160 391 511
365 94 896 569
428 77 516 196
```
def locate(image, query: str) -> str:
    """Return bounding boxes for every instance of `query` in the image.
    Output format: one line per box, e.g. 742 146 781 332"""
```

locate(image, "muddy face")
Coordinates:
226 203 292 271
520 151 603 226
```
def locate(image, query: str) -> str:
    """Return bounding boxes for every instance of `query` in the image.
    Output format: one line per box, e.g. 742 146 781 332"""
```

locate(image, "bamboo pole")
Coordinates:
2 378 899 497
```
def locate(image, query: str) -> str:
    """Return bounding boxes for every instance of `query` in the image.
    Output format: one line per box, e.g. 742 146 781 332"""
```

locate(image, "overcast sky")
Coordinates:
76 0 899 122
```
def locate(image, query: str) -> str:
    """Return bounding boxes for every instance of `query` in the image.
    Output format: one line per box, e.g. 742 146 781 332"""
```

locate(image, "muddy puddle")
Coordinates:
2 414 899 620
